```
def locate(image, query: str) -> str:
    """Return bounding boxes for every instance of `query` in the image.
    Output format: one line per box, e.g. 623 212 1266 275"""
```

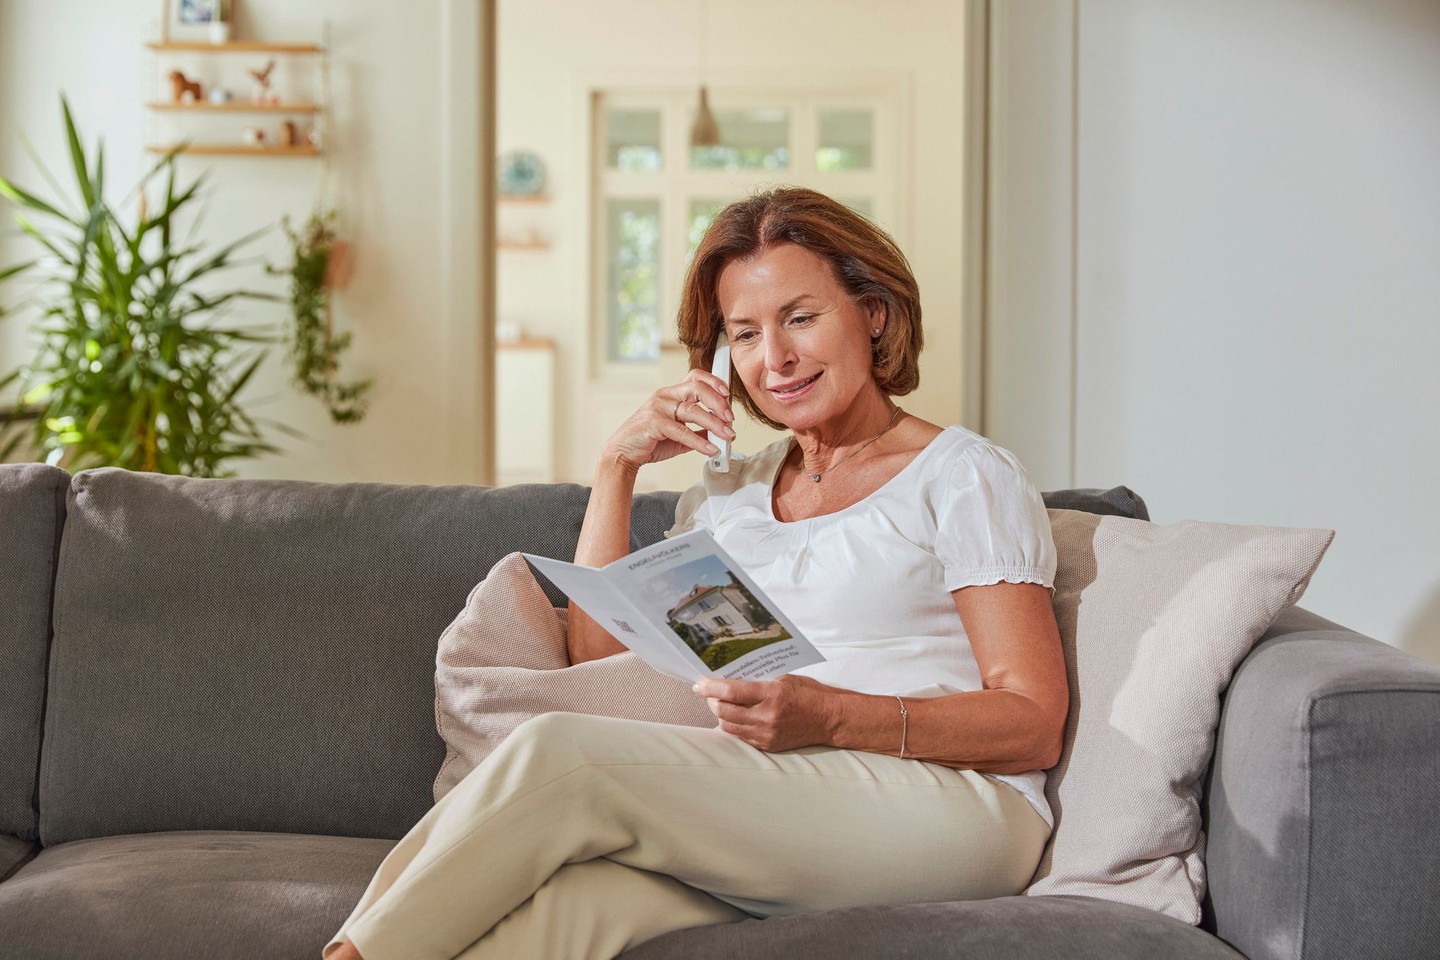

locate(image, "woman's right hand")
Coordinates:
601 369 735 472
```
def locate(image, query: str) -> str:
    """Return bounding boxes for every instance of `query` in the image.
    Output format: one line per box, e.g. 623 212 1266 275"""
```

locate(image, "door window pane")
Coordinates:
816 109 874 171
606 109 662 171
690 109 789 170
686 198 730 268
607 199 662 362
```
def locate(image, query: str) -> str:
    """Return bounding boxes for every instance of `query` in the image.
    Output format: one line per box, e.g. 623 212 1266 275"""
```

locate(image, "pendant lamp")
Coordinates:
690 0 720 148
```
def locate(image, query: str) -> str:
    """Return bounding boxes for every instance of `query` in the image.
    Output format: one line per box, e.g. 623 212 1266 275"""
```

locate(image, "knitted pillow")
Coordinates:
433 552 716 801
1024 509 1335 923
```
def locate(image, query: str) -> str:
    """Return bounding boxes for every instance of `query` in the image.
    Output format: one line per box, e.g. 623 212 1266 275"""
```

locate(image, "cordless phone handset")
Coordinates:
706 339 732 473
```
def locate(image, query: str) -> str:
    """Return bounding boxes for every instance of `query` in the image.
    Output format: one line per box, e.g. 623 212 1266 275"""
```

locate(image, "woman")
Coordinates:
324 187 1068 960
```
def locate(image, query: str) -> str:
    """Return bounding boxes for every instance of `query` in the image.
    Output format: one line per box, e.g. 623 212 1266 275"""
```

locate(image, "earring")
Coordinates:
872 327 882 336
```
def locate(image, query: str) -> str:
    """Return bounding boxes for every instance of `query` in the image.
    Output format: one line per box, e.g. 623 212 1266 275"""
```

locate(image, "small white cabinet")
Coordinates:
496 338 556 486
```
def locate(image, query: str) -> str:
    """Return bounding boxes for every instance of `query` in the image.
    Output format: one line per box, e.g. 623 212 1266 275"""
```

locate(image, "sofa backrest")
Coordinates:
38 468 680 845
32 465 1146 847
0 464 68 846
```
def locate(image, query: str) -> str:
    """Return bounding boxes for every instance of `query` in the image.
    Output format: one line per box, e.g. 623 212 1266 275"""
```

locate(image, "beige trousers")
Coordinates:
325 712 1050 960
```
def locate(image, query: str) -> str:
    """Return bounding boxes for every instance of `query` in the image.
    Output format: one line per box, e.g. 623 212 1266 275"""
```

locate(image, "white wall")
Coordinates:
0 0 490 484
988 0 1440 661
496 0 973 491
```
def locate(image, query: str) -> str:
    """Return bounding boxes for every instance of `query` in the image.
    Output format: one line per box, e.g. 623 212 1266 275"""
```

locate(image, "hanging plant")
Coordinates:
268 209 371 423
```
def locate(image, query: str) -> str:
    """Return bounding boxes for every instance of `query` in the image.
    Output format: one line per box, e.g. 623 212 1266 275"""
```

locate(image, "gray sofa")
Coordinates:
1 462 1437 960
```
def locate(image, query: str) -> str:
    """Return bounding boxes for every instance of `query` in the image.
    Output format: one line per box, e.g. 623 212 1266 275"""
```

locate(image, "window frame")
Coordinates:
586 77 910 382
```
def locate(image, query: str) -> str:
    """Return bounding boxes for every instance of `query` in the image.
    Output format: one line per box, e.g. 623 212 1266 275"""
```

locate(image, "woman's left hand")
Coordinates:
691 675 843 752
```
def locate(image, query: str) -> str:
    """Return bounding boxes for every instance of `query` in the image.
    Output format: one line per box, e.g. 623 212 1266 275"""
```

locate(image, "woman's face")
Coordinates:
716 243 884 432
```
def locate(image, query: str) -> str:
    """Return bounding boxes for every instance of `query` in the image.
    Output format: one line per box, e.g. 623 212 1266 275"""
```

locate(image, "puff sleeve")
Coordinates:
934 440 1057 592
663 479 713 539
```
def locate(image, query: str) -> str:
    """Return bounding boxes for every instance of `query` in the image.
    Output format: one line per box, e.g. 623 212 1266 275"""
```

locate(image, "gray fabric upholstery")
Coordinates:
0 833 38 882
0 463 68 843
12 463 1429 959
630 490 683 550
620 894 1244 960
39 470 659 845
1203 605 1440 960
1042 484 1150 520
0 830 393 960
629 485 1149 551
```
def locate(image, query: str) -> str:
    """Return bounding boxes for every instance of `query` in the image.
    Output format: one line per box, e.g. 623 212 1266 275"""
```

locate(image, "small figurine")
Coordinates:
241 127 267 146
207 86 233 105
168 70 204 104
248 59 277 104
280 120 298 147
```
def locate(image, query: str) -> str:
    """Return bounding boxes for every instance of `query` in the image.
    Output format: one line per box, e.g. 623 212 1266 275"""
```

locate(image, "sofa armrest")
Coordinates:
1203 606 1440 960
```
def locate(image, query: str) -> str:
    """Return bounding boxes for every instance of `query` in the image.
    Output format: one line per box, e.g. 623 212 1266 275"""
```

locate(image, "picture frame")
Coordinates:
163 0 236 43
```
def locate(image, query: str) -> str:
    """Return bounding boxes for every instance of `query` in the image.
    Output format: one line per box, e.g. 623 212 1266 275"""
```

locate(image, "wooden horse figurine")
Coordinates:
168 70 203 103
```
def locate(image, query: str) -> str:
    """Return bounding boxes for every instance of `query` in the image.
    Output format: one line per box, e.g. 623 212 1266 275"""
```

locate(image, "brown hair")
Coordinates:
676 186 923 431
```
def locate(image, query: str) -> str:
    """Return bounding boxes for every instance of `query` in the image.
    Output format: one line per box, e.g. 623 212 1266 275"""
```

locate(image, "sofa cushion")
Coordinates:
0 463 68 843
39 470 671 845
1024 509 1334 923
0 830 393 960
619 894 1245 960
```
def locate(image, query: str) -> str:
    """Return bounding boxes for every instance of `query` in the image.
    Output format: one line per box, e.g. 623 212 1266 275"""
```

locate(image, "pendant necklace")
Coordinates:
806 406 902 483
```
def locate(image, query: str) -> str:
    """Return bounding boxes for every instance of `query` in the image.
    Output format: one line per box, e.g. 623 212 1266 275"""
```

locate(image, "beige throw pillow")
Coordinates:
1024 509 1335 923
433 553 717 802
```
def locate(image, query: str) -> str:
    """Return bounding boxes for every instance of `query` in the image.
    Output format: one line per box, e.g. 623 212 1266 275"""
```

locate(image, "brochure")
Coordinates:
524 529 825 682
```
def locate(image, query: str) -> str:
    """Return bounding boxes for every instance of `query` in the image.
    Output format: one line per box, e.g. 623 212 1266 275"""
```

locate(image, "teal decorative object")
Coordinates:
498 150 546 197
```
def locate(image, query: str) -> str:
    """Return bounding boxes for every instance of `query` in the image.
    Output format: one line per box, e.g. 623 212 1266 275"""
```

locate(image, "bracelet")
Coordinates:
894 695 908 759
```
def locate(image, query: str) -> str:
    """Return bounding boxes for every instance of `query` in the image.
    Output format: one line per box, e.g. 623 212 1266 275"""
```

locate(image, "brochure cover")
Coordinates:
524 530 825 682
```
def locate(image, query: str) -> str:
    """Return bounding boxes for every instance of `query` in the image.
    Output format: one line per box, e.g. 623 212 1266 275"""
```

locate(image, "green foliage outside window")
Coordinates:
612 203 660 362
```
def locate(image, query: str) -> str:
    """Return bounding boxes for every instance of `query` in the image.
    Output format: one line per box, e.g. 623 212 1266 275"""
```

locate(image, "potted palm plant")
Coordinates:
0 97 301 476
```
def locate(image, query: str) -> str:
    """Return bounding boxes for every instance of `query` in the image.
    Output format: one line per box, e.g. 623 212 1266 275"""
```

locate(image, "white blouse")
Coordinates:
664 424 1059 827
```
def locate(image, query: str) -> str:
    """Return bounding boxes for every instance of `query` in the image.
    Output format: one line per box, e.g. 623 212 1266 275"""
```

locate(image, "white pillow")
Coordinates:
1024 509 1335 922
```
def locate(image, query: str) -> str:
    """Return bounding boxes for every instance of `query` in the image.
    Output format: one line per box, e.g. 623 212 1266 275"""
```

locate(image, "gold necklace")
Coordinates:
805 406 902 483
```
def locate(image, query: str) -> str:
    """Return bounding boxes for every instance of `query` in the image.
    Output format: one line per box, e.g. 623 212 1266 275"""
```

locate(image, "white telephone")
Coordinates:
706 339 735 473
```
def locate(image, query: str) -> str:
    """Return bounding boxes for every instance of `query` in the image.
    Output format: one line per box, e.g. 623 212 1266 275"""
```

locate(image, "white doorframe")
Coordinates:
439 0 497 486
959 0 990 433
981 0 1078 491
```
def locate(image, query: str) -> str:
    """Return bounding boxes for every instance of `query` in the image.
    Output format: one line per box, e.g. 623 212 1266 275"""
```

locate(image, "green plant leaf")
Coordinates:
61 97 96 210
13 214 76 266
18 132 73 212
0 260 34 283
0 175 78 227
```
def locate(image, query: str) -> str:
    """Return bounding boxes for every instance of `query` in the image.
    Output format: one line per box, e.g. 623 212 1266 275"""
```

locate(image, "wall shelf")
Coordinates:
146 101 321 113
146 29 329 161
146 41 321 54
146 144 321 157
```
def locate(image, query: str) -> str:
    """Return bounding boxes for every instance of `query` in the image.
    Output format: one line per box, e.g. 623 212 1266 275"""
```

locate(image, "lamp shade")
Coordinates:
690 86 720 148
